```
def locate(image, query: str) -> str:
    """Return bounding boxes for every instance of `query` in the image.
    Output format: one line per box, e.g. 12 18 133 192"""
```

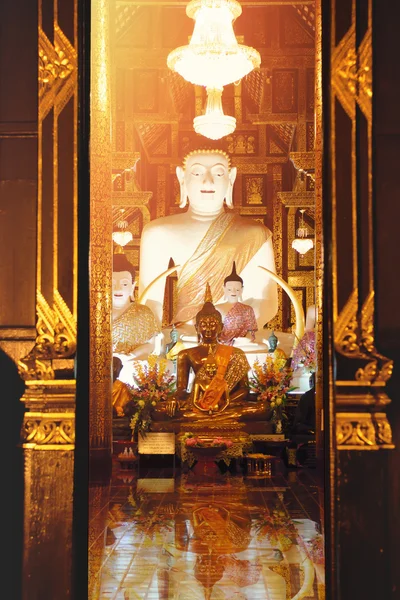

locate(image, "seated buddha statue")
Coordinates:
112 252 161 382
217 262 258 346
266 331 288 367
138 148 278 329
152 300 272 422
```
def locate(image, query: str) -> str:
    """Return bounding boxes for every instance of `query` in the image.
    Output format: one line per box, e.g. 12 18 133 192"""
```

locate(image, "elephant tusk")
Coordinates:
138 265 180 306
258 266 305 347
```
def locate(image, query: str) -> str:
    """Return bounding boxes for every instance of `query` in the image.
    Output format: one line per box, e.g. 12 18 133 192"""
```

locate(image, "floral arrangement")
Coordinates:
248 355 296 422
127 492 174 540
183 432 233 448
291 330 316 372
255 507 297 552
304 532 325 565
127 356 175 439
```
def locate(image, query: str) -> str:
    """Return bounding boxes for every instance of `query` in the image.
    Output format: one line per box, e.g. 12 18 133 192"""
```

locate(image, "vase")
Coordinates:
275 419 283 434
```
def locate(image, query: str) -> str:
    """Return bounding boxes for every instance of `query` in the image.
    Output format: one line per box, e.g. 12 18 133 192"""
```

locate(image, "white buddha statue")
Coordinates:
217 261 258 346
138 149 278 329
112 253 161 383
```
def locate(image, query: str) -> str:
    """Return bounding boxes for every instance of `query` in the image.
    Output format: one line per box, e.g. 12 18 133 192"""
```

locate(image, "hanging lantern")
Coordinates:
292 210 314 255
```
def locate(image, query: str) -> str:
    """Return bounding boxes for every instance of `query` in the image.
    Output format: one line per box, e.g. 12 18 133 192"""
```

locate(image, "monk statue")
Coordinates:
112 253 160 382
138 149 278 329
112 356 132 417
217 261 258 346
152 299 272 422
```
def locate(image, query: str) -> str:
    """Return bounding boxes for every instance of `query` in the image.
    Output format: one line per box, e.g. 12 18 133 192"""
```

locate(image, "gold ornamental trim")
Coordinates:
289 151 315 172
22 412 75 447
334 291 362 358
332 24 356 119
18 291 77 380
336 411 394 450
358 27 372 120
39 25 77 120
360 290 374 353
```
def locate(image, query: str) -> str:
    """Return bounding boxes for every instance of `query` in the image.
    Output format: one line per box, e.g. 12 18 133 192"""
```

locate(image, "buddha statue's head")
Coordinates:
112 253 136 311
267 331 278 352
223 261 243 304
169 325 179 344
195 301 223 343
176 149 237 213
112 356 123 382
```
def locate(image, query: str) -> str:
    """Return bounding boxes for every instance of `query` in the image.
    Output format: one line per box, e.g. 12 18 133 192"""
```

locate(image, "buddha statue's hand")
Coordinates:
165 399 179 418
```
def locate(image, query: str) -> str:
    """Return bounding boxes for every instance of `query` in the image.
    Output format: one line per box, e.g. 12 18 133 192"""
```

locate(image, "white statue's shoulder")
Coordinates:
141 213 188 239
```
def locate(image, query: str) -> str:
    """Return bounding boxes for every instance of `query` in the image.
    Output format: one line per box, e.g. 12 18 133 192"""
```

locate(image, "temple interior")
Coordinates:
2 0 400 598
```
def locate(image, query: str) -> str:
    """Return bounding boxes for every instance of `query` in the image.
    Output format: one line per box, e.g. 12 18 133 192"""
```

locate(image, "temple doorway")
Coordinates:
89 1 324 598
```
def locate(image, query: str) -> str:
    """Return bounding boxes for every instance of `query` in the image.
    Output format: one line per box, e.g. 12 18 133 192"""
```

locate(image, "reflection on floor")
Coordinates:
89 463 325 600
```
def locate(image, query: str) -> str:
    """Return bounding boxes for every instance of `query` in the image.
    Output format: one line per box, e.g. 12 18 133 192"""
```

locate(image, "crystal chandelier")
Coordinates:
193 87 236 140
167 0 260 140
292 210 314 255
112 209 133 248
167 0 261 89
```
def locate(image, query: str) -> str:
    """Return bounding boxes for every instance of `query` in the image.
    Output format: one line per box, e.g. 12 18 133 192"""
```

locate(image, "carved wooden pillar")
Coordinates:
90 0 113 463
324 0 396 596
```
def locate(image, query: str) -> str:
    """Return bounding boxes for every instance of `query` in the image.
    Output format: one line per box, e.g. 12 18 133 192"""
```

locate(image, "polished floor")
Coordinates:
89 460 325 600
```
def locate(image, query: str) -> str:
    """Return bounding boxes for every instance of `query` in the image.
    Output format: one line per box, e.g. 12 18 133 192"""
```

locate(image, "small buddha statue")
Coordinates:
267 331 288 367
112 253 160 381
138 149 278 328
217 262 258 346
152 299 272 422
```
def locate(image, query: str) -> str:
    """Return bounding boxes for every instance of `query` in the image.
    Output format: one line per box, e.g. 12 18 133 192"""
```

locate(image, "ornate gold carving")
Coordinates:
239 207 267 216
376 360 393 383
332 23 372 121
334 291 362 357
18 290 77 380
360 290 374 353
332 24 356 118
22 413 75 446
357 27 372 120
278 192 314 208
336 412 376 448
157 165 167 218
290 151 315 172
336 411 394 450
39 25 77 120
374 413 394 447
18 358 55 381
355 360 378 383
245 177 263 205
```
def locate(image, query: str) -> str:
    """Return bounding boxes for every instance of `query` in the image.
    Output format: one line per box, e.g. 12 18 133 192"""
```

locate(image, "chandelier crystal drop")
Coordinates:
194 87 236 140
167 0 261 89
112 210 133 247
292 210 314 255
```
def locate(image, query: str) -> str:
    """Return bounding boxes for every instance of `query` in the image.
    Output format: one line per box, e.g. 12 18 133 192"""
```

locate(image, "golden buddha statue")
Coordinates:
152 298 272 423
138 149 278 329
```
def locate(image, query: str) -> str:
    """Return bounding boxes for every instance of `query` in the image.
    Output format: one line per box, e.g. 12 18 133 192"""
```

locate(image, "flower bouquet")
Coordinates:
255 507 297 552
127 356 176 440
248 355 296 427
292 330 316 372
183 433 233 454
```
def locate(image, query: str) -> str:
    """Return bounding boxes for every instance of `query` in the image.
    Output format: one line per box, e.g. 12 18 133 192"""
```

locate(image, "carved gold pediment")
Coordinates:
332 24 372 120
39 25 77 119
18 290 77 380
